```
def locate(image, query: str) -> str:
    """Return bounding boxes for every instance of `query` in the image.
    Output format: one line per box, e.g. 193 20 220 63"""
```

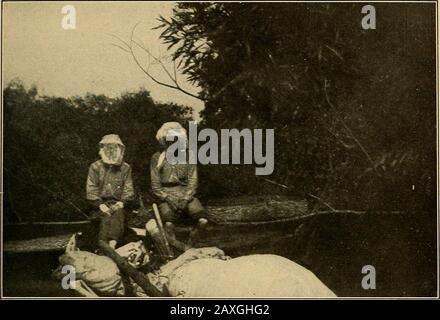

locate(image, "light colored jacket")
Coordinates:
150 152 198 202
86 160 134 206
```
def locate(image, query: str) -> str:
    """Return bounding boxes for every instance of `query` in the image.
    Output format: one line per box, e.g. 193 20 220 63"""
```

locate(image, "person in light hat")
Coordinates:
150 122 206 226
86 134 135 249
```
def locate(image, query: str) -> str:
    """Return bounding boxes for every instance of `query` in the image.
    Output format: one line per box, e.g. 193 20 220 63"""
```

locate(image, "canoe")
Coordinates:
4 197 311 254
6 196 400 255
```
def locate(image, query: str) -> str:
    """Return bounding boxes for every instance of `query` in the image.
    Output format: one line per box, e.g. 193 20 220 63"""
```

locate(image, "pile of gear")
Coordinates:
53 230 230 297
52 122 336 297
54 230 336 297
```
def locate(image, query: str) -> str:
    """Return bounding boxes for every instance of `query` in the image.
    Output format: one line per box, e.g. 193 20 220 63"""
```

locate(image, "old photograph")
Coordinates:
1 1 438 300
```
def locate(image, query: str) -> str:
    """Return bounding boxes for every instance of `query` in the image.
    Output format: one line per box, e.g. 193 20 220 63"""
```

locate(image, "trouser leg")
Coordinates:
186 198 208 248
158 202 179 223
98 208 125 244
187 197 205 220
159 198 205 222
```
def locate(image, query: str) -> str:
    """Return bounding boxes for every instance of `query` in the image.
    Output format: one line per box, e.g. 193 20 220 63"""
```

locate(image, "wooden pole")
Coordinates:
152 203 174 258
98 240 167 297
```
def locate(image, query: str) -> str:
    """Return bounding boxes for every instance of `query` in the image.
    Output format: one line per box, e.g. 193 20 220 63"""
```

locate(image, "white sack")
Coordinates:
167 254 336 298
59 251 125 296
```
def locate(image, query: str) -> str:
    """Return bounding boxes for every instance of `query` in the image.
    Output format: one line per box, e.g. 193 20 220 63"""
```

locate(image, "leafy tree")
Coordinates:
4 3 436 222
156 2 436 211
3 81 192 222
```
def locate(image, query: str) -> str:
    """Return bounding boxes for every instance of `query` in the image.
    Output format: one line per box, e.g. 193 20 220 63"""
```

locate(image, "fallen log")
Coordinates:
204 198 308 223
98 240 167 297
4 196 409 253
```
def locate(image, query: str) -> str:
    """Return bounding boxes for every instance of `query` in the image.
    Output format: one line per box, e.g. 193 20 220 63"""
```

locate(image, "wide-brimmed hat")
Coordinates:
155 122 187 145
99 134 124 146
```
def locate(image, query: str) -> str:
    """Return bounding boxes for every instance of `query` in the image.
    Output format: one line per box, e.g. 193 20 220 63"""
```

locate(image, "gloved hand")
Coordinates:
99 204 111 216
110 201 124 212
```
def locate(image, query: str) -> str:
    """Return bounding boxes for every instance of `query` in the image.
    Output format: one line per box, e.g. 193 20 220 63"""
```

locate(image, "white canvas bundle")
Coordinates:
59 251 125 296
166 254 336 298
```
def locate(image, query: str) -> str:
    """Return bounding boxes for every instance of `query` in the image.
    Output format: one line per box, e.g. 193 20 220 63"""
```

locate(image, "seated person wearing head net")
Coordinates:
150 122 206 225
86 134 136 250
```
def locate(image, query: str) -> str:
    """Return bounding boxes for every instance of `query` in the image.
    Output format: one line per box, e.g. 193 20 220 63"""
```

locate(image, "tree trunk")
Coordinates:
204 198 309 224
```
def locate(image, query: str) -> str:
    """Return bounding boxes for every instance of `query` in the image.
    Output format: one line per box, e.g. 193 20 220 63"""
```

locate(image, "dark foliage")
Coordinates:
3 3 436 222
157 3 436 212
3 81 192 222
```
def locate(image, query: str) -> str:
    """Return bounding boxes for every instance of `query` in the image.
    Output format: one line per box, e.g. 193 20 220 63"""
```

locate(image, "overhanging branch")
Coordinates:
110 24 204 102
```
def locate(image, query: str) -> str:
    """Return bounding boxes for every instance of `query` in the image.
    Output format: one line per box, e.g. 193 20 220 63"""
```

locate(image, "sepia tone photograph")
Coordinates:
1 0 438 300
